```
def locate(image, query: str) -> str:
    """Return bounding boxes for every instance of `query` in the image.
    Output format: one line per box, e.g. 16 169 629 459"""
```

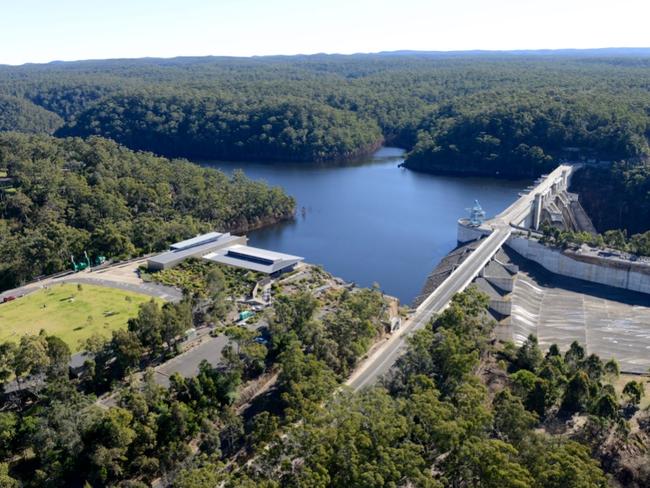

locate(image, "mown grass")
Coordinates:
0 283 158 352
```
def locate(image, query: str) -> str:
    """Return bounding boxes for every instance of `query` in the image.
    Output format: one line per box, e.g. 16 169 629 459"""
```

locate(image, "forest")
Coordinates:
0 53 649 233
0 133 295 290
1 51 650 488
1 286 648 487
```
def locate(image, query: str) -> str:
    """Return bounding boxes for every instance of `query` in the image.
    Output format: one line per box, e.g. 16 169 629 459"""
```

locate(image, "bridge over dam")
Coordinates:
348 165 575 390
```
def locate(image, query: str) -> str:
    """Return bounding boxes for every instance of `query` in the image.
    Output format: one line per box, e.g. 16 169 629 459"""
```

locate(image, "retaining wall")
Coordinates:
506 236 650 295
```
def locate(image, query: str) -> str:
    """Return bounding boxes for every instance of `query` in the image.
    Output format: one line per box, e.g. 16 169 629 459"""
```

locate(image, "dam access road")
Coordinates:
347 164 574 391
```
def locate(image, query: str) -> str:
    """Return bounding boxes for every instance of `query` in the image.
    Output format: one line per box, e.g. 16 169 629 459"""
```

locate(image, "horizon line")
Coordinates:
3 46 650 68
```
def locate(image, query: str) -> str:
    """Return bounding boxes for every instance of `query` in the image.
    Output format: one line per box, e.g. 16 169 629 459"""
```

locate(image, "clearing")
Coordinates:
0 282 157 352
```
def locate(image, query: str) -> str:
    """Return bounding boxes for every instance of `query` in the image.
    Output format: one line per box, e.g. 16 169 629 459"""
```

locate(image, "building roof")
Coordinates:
170 231 224 250
149 234 240 266
204 245 303 274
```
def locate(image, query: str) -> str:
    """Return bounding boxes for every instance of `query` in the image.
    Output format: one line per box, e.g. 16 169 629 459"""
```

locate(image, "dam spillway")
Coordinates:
417 163 650 373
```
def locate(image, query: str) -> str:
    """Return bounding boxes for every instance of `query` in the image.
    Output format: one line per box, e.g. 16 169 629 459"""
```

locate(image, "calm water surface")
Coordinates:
203 148 527 304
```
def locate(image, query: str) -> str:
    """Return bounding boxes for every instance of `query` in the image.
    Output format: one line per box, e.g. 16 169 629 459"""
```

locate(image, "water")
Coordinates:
202 147 527 304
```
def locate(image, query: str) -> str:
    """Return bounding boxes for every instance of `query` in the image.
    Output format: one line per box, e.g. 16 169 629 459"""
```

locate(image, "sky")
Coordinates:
1 0 649 65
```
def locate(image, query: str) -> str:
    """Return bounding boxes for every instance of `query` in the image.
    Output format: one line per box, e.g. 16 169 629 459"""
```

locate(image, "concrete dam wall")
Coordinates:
507 235 650 295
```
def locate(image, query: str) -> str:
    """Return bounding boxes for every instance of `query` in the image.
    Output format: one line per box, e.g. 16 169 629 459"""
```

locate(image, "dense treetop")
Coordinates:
571 161 650 234
0 95 63 134
0 133 295 290
2 53 650 166
406 91 650 178
57 92 383 162
4 281 645 487
1 53 649 232
0 53 649 230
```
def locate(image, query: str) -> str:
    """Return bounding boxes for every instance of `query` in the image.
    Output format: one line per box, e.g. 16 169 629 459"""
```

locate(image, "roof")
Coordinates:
170 231 223 250
204 245 303 274
149 234 240 266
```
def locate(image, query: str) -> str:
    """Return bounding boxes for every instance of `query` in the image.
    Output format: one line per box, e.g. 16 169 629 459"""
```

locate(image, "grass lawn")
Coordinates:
0 283 158 352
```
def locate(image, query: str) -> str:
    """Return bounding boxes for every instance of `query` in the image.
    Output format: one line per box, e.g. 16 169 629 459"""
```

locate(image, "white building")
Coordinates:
147 232 247 271
204 245 303 276
147 233 303 275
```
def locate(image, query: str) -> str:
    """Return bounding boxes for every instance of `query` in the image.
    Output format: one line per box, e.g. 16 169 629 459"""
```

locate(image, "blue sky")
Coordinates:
1 0 648 65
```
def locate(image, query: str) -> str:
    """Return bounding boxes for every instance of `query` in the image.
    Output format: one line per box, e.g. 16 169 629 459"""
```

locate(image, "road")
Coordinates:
347 226 511 390
59 275 182 302
153 333 230 387
347 166 577 390
0 257 181 303
152 318 268 387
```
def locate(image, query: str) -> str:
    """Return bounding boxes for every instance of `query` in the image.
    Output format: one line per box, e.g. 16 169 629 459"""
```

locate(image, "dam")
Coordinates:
350 163 650 389
350 165 587 389
416 163 650 374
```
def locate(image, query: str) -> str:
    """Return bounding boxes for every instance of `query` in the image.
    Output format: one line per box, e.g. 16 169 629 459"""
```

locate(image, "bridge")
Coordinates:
347 164 574 391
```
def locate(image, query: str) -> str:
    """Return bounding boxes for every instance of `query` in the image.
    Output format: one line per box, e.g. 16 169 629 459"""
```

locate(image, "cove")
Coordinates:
201 147 527 304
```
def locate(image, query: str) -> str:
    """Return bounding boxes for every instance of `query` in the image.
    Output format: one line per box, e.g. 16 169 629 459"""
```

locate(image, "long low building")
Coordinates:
147 232 248 271
147 232 303 275
204 245 303 275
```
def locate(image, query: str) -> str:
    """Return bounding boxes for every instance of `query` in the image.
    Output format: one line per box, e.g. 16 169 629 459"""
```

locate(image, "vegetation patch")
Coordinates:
539 224 650 257
0 133 295 291
143 259 263 298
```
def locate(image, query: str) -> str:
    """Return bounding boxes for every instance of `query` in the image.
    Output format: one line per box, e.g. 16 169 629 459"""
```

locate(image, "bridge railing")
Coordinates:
415 228 511 314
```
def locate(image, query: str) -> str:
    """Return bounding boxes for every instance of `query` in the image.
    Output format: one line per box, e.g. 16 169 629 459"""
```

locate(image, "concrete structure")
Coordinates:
169 232 224 251
147 233 247 271
499 247 650 374
456 162 636 292
204 245 303 276
458 164 576 243
507 235 650 295
349 225 512 391
457 218 491 243
350 162 650 389
495 165 574 229
147 232 303 276
413 239 486 307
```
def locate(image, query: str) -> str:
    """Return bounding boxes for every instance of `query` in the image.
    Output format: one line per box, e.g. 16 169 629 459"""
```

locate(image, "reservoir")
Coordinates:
203 147 526 304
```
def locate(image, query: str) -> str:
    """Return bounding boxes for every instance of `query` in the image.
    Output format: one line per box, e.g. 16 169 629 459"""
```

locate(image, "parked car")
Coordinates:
2 296 16 303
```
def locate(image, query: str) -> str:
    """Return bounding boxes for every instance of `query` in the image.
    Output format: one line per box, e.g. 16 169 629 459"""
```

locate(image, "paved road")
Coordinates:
0 260 182 303
153 319 268 387
347 166 577 391
494 164 573 225
59 276 182 302
348 227 511 391
154 334 230 387
0 273 73 301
